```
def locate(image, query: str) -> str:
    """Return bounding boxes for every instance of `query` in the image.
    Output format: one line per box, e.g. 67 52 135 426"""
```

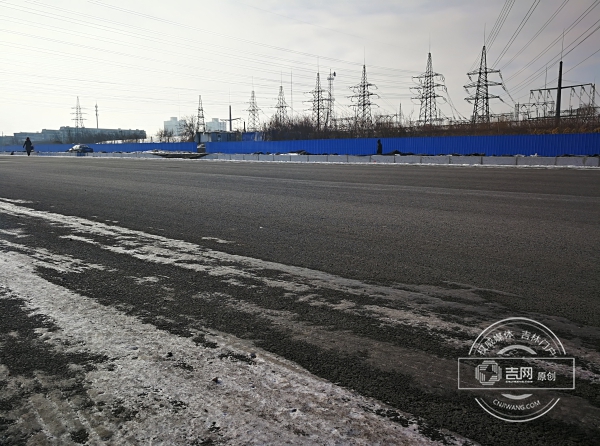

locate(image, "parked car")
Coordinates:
67 144 93 153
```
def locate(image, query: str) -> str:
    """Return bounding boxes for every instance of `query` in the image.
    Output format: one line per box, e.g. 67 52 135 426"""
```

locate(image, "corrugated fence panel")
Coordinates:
3 135 598 156
1 142 197 153
205 133 600 157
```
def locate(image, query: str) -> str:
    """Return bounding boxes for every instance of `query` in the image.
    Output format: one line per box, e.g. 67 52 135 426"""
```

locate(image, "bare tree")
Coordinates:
156 128 174 143
178 115 199 142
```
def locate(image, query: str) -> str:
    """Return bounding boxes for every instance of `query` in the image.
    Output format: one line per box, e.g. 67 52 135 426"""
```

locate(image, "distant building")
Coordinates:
164 117 184 136
206 118 227 133
10 127 146 145
0 135 15 146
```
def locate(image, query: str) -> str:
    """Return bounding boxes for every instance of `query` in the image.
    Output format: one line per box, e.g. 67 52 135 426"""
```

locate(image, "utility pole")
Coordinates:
95 103 99 129
290 70 294 119
555 61 563 126
398 103 402 124
326 70 336 128
464 46 502 124
412 53 444 125
220 105 241 132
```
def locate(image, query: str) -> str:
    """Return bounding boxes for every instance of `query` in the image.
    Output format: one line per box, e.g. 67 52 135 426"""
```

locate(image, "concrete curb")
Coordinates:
199 154 597 167
2 152 598 167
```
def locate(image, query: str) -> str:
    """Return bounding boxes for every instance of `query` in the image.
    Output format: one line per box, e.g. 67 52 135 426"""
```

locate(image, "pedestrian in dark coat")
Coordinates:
377 139 383 155
23 137 33 156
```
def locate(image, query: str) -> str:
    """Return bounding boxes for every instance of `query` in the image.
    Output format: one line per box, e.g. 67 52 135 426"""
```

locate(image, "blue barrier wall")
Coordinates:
205 133 600 157
1 142 197 153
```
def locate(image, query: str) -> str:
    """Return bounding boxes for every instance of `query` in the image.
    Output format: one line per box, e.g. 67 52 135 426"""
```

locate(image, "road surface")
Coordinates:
1 157 599 445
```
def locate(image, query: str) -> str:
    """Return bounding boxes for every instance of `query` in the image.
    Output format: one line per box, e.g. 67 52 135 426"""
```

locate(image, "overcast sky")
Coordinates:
1 0 598 136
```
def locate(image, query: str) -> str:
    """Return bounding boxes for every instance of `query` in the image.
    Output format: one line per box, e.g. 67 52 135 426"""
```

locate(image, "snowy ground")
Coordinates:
0 199 476 445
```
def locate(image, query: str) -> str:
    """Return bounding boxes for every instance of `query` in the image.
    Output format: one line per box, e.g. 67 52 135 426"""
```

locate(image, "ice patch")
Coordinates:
201 236 233 244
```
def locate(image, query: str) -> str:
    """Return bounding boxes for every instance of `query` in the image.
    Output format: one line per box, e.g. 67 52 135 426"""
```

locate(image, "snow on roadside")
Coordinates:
0 250 448 445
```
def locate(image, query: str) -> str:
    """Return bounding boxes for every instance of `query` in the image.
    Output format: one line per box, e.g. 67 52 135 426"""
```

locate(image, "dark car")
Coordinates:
67 144 94 153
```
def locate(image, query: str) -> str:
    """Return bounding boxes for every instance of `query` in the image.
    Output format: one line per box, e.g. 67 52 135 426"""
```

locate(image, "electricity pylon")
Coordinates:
71 96 86 141
275 85 288 124
247 90 260 132
464 45 502 124
350 64 378 132
196 95 206 133
412 53 444 125
310 72 327 131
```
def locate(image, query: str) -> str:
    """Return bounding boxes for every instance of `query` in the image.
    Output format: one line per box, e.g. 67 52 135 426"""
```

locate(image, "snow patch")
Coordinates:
0 251 442 445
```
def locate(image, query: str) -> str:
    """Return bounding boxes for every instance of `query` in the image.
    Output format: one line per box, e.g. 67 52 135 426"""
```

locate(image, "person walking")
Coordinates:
377 139 383 155
23 137 34 156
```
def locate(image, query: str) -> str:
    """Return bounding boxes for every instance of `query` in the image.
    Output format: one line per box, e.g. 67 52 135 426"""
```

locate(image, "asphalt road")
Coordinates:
1 156 599 445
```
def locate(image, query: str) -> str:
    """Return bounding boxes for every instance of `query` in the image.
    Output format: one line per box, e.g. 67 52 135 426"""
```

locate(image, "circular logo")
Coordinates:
458 317 575 423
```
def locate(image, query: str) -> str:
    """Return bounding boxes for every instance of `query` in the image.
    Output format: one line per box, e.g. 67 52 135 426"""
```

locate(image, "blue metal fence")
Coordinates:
205 133 600 157
1 142 197 153
3 134 598 156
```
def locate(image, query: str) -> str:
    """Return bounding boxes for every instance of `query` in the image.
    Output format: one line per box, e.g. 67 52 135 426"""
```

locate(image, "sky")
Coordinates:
1 0 599 137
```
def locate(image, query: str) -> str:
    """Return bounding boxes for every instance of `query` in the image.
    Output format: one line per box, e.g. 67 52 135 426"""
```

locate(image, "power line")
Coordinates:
469 0 514 71
491 0 540 68
505 2 600 84
498 0 570 71
507 16 600 94
487 0 515 50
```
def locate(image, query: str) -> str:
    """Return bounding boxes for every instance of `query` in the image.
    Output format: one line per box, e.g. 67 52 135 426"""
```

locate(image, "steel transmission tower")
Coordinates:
275 85 289 123
464 46 501 123
247 90 260 132
350 64 378 132
196 95 206 133
412 53 444 125
326 70 336 128
310 72 327 130
72 97 85 129
71 96 86 141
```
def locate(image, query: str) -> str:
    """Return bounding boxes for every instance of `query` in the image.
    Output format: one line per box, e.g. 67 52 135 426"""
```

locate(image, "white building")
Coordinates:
205 118 227 132
164 117 184 136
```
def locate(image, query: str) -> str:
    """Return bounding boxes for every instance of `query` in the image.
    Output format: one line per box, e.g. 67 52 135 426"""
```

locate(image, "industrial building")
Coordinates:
2 127 146 146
